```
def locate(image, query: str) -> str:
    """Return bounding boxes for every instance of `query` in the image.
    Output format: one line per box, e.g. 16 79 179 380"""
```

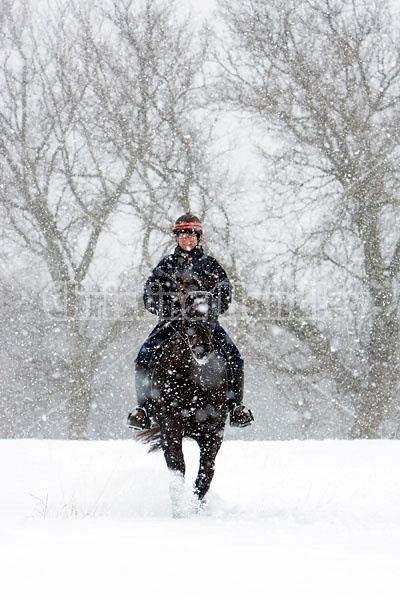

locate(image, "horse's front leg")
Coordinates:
194 428 224 502
159 416 185 476
159 416 186 517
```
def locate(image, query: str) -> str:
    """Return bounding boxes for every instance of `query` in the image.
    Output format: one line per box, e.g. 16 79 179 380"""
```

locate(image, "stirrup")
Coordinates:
229 405 254 428
127 407 151 430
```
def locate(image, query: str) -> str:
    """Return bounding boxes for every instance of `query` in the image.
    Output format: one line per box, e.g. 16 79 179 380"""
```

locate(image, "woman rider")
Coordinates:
128 213 254 429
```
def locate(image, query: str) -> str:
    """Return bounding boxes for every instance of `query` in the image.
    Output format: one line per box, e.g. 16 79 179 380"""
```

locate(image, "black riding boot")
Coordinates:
229 362 244 404
228 364 254 428
127 364 153 430
134 363 153 413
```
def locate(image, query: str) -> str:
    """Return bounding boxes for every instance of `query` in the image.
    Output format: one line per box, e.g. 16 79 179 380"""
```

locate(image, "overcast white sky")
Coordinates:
185 0 400 17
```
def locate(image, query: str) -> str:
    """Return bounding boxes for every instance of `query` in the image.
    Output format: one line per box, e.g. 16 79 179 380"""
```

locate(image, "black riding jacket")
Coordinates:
143 245 231 321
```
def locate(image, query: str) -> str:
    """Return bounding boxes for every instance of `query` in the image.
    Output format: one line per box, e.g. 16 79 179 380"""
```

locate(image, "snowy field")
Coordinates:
1 438 399 600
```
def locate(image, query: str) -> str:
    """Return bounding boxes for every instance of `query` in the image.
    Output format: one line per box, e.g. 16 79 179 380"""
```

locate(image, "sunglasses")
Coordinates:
175 230 199 237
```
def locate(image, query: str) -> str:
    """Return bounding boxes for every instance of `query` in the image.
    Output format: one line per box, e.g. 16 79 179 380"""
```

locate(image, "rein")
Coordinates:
184 324 214 365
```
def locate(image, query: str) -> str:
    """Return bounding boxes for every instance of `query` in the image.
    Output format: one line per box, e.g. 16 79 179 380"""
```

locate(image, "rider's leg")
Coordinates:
134 362 153 413
128 323 170 430
212 324 254 428
212 324 243 404
134 323 171 407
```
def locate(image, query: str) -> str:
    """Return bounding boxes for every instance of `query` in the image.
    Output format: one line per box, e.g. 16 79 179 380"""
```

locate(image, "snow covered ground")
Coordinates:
1 438 399 599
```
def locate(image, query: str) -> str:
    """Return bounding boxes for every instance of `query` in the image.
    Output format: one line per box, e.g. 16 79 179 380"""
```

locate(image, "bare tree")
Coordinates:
0 0 215 438
85 0 220 268
216 0 400 437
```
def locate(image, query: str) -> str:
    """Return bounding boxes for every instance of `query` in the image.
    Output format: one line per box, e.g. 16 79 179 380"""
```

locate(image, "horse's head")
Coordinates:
182 290 214 322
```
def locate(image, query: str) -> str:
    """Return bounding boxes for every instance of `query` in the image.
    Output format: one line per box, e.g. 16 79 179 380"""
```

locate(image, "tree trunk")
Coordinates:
65 286 94 440
350 307 399 438
67 369 93 440
350 392 388 439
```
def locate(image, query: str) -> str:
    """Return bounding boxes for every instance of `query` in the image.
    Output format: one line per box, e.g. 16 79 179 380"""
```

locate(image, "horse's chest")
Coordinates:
162 352 225 391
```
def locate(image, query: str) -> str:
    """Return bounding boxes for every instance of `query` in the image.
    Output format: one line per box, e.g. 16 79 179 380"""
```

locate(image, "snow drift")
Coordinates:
1 439 399 599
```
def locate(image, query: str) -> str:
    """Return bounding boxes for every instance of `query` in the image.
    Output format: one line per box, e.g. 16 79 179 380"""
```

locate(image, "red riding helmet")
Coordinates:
173 213 203 235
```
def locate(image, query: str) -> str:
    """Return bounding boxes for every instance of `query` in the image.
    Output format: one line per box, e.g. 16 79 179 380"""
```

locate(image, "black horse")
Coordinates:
135 292 228 515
